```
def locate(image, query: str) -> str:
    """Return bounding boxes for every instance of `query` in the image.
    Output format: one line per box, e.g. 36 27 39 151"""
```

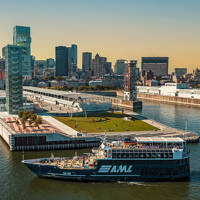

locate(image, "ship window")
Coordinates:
112 153 117 158
117 154 121 158
169 154 173 158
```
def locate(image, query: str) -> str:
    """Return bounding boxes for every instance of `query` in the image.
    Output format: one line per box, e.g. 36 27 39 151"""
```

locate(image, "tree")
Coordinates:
21 118 26 130
34 116 42 129
18 110 24 119
36 116 42 124
30 113 37 121
22 123 26 130
22 112 29 121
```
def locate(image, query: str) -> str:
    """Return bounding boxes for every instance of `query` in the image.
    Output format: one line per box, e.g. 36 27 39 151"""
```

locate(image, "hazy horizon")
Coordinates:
1 0 200 73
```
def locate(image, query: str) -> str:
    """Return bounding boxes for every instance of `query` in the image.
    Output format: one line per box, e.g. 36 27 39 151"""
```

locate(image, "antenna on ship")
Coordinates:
104 130 107 142
22 150 24 161
50 153 54 160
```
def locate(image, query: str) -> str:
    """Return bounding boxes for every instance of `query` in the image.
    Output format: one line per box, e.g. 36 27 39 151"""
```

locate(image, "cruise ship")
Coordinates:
22 137 190 182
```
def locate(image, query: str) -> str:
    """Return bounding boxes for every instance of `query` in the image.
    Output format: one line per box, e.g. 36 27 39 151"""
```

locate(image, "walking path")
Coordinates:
42 115 78 136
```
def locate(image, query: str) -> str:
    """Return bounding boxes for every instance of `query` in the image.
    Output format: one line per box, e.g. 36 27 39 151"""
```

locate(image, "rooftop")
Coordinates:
23 86 111 101
1 117 64 134
135 137 184 143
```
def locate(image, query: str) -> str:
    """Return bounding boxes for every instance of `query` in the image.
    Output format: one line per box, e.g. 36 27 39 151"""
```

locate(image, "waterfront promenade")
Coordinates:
88 110 199 143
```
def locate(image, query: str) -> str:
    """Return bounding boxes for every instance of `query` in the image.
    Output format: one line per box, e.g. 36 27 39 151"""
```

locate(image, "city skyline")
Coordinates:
1 0 200 72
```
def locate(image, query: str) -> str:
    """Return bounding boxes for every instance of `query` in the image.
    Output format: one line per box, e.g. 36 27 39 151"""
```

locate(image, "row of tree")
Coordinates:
54 85 119 91
16 111 42 130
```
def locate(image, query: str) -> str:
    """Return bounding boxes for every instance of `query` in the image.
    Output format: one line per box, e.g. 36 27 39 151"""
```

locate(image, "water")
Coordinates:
1 100 200 200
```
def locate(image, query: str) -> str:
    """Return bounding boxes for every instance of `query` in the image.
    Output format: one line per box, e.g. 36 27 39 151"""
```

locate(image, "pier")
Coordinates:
87 110 199 143
0 112 101 151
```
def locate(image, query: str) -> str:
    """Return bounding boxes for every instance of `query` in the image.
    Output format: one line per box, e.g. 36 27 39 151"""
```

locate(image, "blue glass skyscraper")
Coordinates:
13 26 32 79
2 45 23 114
68 44 77 75
55 46 69 76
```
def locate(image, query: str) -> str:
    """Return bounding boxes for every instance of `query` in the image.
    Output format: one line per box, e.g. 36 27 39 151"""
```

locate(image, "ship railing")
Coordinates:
110 148 185 153
109 148 189 159
110 144 184 150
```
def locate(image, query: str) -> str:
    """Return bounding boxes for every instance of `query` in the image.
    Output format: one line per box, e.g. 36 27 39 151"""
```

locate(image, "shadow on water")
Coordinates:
23 176 191 200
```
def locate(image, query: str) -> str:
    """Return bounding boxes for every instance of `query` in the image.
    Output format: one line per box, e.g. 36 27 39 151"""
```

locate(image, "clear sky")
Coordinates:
0 0 200 72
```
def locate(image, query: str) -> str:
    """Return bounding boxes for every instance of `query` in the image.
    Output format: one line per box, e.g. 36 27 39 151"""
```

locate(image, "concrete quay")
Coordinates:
88 111 199 143
137 93 200 108
0 112 101 151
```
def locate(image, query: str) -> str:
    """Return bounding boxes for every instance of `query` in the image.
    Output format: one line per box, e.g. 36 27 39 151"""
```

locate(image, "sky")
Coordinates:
0 0 200 72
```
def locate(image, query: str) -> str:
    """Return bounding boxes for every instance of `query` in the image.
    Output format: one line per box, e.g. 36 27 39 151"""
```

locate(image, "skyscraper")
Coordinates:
46 58 55 68
68 44 77 75
141 57 168 76
91 54 112 77
114 59 128 75
13 26 32 79
35 60 46 76
55 46 69 76
82 52 92 73
2 45 23 114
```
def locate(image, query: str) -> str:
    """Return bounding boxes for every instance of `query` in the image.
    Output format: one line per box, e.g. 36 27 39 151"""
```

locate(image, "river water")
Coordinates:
0 100 200 200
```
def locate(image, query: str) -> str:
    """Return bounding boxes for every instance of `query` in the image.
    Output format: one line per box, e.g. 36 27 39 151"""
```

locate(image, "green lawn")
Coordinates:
54 112 158 133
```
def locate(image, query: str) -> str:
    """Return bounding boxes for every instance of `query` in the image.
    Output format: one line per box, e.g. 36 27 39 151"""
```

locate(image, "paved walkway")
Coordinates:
42 115 78 136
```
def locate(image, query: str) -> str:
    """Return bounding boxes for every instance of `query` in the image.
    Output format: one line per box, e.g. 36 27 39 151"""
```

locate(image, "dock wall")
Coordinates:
137 93 200 107
0 117 101 151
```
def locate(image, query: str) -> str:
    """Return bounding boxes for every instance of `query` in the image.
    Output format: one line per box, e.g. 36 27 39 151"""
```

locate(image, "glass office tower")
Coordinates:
55 46 69 76
68 44 77 75
13 26 31 79
2 45 23 114
82 52 92 73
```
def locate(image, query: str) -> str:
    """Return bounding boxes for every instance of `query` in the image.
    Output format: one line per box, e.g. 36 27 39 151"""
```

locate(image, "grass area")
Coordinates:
54 112 158 133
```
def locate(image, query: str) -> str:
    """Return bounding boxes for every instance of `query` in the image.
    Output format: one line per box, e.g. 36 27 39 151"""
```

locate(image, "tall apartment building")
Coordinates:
2 45 23 114
34 60 47 76
114 59 128 75
46 58 55 68
13 26 31 79
91 54 112 77
141 57 168 76
124 60 138 101
68 44 77 76
55 46 69 76
82 52 92 73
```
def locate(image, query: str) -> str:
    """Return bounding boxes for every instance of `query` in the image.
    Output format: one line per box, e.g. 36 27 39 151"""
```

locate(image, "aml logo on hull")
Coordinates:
98 165 133 173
